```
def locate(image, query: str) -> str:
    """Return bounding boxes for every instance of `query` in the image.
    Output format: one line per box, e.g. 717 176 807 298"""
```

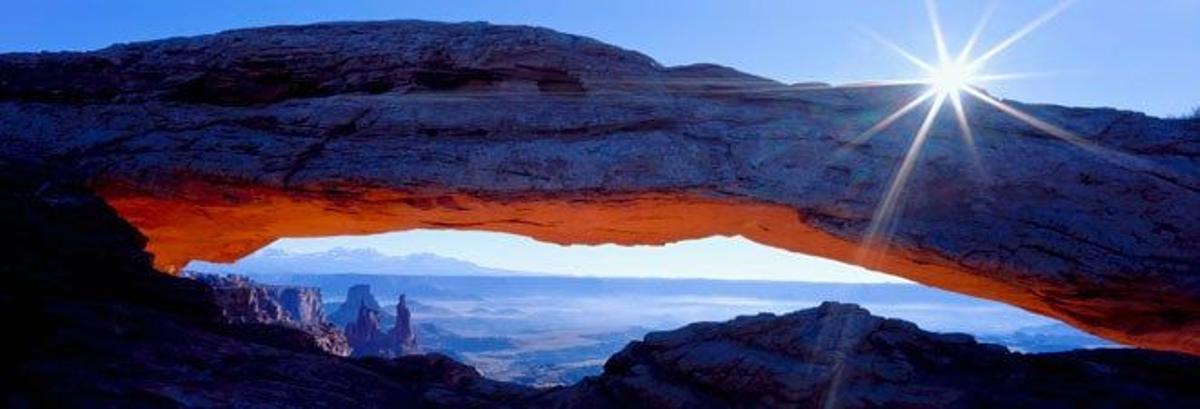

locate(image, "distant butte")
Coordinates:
0 20 1196 355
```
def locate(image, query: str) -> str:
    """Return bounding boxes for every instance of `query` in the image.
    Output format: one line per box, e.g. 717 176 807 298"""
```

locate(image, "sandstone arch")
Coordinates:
1 21 1196 355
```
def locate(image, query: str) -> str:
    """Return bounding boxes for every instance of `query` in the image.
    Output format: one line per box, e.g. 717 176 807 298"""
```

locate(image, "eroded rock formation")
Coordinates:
345 292 420 357
536 302 1200 408
330 283 393 326
0 20 1196 355
391 294 418 351
189 273 351 356
345 303 386 355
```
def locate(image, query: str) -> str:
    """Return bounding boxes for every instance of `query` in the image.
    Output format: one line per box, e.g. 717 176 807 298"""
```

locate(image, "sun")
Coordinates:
929 61 974 95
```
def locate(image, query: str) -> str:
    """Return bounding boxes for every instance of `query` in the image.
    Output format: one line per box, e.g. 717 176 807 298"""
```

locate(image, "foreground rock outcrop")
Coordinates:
0 20 1196 355
538 302 1200 408
189 273 351 356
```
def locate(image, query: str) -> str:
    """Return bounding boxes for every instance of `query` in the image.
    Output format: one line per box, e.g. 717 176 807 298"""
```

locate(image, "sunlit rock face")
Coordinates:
0 20 1196 355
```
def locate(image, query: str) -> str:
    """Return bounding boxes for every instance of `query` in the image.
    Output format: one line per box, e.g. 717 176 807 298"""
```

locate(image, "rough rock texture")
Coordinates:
537 302 1200 409
0 20 1196 355
189 273 351 356
0 163 535 407
331 283 394 326
345 294 420 357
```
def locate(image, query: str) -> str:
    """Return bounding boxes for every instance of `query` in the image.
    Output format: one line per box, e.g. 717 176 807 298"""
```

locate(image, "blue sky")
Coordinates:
8 1 1196 282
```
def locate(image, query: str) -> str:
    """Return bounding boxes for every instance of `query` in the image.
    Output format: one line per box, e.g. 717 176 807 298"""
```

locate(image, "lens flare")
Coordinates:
855 0 1084 259
929 61 974 95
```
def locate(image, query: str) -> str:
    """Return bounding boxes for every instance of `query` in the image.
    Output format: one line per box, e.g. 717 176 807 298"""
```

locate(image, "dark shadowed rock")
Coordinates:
356 354 536 407
536 302 1200 408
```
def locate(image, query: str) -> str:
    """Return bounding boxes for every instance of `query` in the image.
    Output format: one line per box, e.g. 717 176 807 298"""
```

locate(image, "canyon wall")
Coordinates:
191 273 351 356
0 21 1196 355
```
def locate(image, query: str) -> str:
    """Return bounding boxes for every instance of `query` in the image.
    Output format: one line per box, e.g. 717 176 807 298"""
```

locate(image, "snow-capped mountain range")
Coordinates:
186 247 545 276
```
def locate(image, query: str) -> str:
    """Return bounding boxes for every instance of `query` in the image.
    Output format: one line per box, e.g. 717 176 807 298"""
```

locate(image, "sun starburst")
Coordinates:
929 61 974 95
856 0 1085 256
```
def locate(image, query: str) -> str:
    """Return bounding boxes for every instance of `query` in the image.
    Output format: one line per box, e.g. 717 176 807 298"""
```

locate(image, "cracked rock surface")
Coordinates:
0 20 1197 355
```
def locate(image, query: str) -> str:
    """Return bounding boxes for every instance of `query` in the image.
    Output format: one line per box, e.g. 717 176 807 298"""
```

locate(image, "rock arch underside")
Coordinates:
1 21 1197 356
